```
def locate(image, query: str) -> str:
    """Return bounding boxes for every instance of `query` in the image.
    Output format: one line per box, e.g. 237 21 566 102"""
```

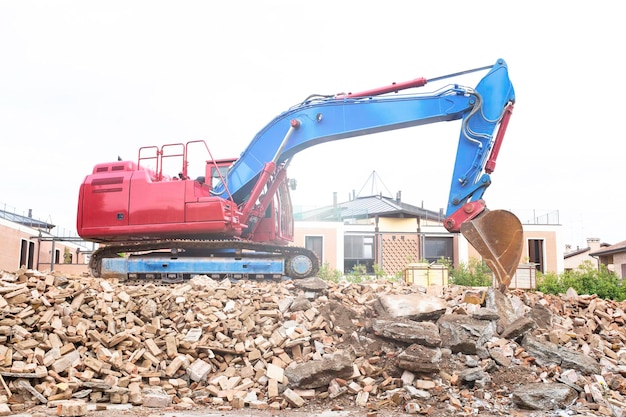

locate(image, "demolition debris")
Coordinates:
1 270 626 417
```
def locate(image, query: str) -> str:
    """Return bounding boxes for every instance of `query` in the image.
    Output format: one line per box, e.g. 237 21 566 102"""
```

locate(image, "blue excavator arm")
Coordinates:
213 59 515 227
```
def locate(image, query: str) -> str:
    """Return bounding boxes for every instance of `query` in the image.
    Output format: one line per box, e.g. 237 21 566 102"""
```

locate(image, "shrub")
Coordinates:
317 262 343 283
536 261 626 301
448 257 493 287
372 263 386 279
346 264 368 283
535 271 564 294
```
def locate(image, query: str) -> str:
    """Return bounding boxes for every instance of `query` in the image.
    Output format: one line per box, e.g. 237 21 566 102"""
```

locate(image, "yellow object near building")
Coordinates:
403 263 449 287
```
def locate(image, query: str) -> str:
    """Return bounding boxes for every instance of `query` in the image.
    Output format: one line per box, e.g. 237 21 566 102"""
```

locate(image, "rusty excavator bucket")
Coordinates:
460 210 524 293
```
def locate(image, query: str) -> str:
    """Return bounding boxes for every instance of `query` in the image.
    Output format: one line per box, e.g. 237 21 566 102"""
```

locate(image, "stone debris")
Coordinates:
511 382 577 410
1 268 626 417
54 399 88 416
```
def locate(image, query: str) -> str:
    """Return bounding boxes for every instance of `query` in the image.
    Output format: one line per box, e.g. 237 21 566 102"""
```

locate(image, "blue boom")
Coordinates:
213 59 514 223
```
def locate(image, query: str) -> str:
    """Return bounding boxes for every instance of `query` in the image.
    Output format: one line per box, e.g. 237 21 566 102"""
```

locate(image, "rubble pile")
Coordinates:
1 269 626 417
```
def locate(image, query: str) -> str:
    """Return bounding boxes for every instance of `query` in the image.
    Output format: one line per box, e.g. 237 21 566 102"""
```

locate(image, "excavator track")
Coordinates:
89 239 320 283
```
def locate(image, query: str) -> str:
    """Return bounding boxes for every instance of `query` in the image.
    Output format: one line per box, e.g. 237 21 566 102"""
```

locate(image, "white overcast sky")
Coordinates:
0 1 622 249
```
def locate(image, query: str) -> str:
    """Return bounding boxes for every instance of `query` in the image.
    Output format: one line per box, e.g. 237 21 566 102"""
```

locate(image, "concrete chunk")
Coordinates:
187 358 213 382
283 388 305 408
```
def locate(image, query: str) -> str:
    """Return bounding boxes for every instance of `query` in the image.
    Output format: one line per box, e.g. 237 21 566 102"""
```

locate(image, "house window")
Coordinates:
344 234 374 273
19 239 35 269
528 239 544 273
424 236 453 263
305 236 323 264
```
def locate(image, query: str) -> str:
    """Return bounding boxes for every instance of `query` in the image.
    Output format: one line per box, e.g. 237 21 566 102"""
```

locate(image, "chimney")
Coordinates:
565 244 572 252
396 191 402 202
586 237 600 249
28 209 32 218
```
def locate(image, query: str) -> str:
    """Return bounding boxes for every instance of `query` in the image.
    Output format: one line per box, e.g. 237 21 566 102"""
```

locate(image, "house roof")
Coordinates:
0 209 55 230
565 242 611 259
589 240 626 257
296 194 444 222
564 247 591 259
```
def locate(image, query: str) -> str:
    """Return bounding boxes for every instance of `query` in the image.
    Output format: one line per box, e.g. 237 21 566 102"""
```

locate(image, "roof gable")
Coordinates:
297 195 443 222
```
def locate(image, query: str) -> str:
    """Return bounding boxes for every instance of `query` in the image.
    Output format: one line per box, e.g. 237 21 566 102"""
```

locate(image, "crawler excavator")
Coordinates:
76 58 523 292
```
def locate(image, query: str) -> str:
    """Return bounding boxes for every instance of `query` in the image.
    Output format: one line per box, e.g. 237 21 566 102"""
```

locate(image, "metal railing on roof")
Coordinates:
515 209 560 225
1 202 90 249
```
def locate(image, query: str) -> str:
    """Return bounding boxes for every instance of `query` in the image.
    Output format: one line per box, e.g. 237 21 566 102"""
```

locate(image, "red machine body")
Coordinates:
77 140 297 244
78 150 246 242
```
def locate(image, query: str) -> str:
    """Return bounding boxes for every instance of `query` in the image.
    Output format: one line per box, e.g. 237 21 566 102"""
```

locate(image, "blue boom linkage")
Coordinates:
213 58 515 230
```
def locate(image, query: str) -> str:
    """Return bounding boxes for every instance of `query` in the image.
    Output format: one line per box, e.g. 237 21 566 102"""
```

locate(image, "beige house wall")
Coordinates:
377 217 419 232
0 218 90 274
564 239 603 271
614 252 626 278
342 217 442 231
0 222 28 271
377 217 445 232
292 221 344 272
50 264 90 276
564 251 600 271
521 225 562 274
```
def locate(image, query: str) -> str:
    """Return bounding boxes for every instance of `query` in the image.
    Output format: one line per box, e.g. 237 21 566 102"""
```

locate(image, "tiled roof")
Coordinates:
297 195 443 222
589 240 626 256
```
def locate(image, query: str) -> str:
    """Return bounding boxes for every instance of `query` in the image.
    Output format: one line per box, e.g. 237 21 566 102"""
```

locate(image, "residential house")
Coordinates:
293 192 563 283
563 238 610 272
294 192 448 275
589 241 626 278
0 207 92 275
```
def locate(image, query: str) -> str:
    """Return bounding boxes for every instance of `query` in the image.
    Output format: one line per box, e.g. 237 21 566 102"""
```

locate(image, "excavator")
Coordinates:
76 58 523 292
